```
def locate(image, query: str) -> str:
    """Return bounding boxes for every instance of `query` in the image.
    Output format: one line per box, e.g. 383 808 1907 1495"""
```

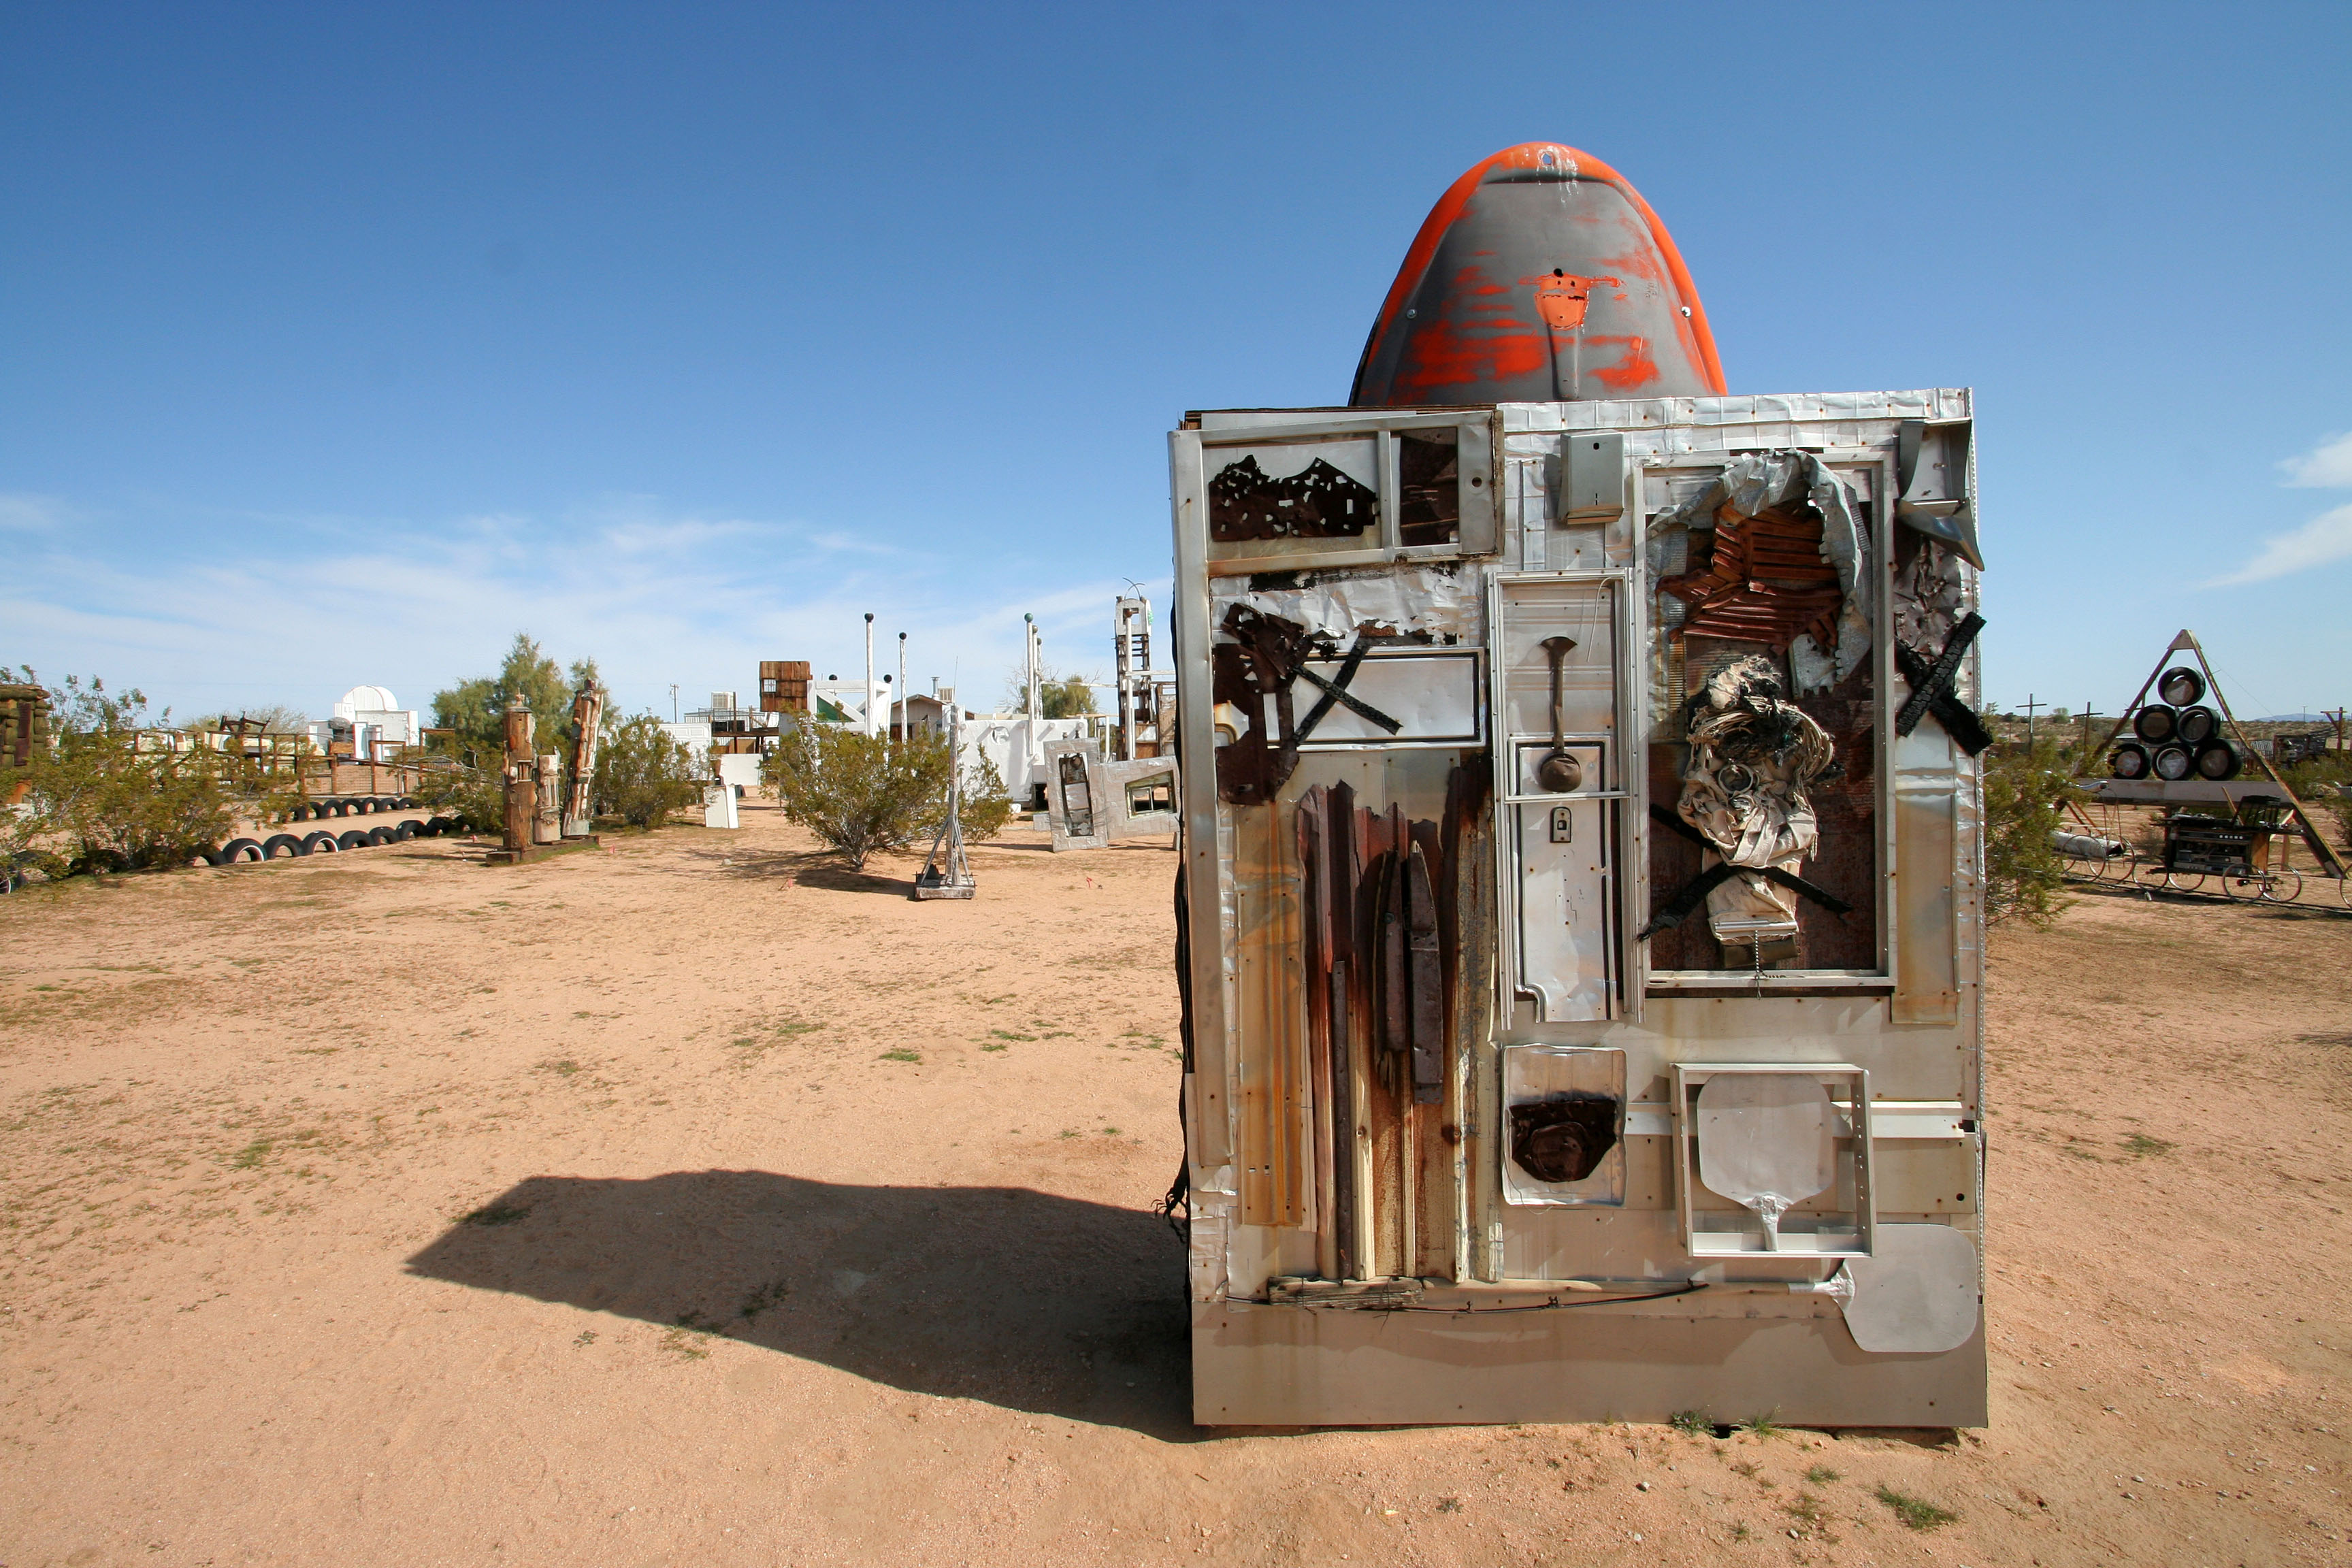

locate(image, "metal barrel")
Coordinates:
2157 667 2206 706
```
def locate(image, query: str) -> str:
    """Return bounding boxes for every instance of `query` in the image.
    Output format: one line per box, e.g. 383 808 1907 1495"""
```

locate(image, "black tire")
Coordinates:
2194 740 2241 781
2111 742 2151 779
2152 743 2195 781
301 832 339 855
325 799 348 817
2157 666 2206 706
336 830 368 851
396 796 418 810
289 804 312 822
2176 705 2219 745
365 825 395 846
261 833 304 860
2134 705 2178 742
219 838 265 864
393 819 419 840
429 815 457 835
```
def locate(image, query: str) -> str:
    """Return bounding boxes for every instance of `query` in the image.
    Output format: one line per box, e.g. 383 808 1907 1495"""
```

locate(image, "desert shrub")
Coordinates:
593 713 706 828
7 673 234 879
938 749 1015 845
2277 755 2352 847
763 722 1012 869
1982 732 2075 928
412 762 504 833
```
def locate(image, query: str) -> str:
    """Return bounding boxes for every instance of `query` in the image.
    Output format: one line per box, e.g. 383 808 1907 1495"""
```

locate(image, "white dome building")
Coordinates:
314 685 421 758
332 685 401 720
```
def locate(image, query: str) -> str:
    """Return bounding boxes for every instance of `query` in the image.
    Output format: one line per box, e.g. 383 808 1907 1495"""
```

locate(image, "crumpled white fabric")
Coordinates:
1676 657 1835 936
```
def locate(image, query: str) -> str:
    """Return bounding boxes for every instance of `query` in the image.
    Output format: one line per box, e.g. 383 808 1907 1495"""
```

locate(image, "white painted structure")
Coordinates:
308 684 420 761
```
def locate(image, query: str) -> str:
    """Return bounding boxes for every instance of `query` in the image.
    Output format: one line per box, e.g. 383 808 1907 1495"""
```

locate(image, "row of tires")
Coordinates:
206 815 467 865
286 796 419 821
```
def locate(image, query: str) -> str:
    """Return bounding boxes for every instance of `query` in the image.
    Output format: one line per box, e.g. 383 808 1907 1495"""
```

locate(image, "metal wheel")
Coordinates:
2163 870 2206 894
2097 851 2138 883
2218 871 2258 901
2259 870 2304 904
2341 874 2352 910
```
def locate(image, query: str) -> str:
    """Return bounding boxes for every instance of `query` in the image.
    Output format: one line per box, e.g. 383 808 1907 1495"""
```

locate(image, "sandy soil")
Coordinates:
2 802 2347 1567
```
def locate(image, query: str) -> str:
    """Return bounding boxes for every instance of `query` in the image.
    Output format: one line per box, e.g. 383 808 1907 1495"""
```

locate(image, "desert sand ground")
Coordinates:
2 802 2347 1567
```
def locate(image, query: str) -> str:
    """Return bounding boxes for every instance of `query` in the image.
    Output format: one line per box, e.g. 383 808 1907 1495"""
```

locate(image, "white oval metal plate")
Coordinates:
1843 1223 1980 1354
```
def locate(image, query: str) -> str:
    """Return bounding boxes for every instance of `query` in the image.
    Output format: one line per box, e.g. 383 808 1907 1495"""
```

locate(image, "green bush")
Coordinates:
5 673 234 880
1982 732 2076 928
412 762 504 833
593 713 706 828
762 722 1011 870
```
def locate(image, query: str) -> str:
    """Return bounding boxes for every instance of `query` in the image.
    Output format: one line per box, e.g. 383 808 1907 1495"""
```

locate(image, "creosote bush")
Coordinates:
1982 731 2075 928
593 713 707 828
4 671 234 881
762 721 1011 870
412 763 505 834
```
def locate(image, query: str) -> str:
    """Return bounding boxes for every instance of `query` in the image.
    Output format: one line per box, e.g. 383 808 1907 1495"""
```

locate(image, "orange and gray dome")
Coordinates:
1350 143 1725 407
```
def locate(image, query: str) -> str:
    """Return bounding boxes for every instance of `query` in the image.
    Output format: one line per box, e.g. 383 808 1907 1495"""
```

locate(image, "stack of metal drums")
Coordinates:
2110 667 2240 781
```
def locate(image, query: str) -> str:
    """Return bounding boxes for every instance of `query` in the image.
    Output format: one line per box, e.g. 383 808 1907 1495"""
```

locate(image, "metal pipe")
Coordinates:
864 612 876 738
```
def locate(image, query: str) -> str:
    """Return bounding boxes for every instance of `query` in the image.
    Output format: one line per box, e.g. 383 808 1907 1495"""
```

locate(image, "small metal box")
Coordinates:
1557 429 1625 523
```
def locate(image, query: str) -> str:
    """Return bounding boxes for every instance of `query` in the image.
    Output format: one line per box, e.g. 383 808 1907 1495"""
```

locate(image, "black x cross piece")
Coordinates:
1636 806 1853 942
1292 635 1403 742
1893 611 1993 755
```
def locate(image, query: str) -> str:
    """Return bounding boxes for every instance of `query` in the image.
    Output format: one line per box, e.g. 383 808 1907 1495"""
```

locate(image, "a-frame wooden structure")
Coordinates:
2079 629 2345 879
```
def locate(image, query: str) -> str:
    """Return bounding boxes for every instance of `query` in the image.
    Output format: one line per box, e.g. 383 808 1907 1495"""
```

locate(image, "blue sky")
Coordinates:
5 3 2349 723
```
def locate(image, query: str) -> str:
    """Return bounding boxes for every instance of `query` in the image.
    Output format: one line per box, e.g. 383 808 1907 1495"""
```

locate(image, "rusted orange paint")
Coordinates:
1526 270 1620 331
1402 320 1548 389
1585 335 1661 390
1359 142 1725 399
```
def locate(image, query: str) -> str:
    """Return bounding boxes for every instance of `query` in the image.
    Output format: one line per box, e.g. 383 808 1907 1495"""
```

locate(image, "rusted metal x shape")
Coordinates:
1893 612 1993 755
1292 635 1403 742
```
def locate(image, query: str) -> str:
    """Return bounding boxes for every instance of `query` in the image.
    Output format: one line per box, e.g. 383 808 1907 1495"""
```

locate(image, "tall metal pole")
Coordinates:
864 612 877 738
2022 693 2041 749
897 632 909 754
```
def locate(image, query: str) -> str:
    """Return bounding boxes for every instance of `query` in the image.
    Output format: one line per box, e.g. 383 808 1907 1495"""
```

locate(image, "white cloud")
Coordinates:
2206 503 2352 586
0 497 1160 725
2280 431 2352 488
0 493 69 532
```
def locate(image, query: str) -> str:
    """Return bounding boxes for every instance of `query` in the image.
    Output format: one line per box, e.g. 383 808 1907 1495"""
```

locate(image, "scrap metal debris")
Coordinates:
1209 455 1377 542
1655 452 1872 695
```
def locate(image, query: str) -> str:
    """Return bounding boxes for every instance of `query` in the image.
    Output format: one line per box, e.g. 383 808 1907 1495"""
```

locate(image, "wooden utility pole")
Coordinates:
2021 694 2042 748
2329 707 2347 753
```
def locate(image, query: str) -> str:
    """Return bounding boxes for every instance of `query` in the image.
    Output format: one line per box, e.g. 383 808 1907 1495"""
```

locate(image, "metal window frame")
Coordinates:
1192 410 1501 578
1671 1061 1877 1259
1635 446 1899 992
